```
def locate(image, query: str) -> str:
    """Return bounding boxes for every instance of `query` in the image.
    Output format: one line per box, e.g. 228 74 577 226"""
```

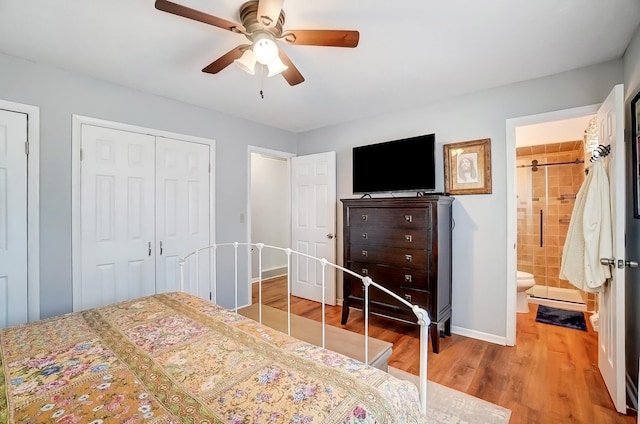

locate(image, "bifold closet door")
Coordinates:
155 137 210 297
80 125 156 310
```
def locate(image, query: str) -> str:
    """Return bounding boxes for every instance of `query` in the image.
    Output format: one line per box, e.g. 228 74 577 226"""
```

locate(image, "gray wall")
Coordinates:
623 24 640 405
0 52 297 318
297 60 623 341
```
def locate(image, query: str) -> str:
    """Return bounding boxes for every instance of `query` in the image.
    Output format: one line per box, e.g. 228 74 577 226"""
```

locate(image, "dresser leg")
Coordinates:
444 318 451 336
430 322 440 353
341 304 350 325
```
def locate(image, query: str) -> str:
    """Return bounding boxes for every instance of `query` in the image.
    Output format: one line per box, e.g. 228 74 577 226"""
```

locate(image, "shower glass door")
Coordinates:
516 165 549 299
516 157 587 306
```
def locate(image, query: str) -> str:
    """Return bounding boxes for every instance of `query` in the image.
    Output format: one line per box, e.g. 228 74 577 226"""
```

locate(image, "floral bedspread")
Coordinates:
0 292 425 423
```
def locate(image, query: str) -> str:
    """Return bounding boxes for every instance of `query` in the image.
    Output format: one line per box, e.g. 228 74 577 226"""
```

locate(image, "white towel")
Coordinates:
559 160 612 292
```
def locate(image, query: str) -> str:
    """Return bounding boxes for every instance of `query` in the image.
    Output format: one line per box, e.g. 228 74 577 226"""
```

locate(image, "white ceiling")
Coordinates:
516 115 595 147
1 0 639 132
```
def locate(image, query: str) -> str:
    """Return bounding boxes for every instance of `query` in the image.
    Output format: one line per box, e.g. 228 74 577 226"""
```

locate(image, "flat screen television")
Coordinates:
352 134 436 194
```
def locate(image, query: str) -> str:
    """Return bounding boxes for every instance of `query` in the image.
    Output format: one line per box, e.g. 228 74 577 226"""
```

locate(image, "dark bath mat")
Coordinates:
535 305 587 331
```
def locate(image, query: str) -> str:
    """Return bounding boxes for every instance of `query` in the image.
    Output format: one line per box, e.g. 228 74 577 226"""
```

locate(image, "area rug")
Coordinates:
535 305 587 331
388 366 512 423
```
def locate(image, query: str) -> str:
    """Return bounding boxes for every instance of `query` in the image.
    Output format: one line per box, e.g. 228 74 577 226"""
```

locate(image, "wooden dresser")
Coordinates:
340 196 453 353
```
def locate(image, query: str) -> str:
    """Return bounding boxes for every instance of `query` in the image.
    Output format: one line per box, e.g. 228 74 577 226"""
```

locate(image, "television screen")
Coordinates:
352 134 435 194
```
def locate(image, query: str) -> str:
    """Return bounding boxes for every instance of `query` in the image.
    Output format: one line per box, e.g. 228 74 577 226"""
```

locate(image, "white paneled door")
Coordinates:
597 84 626 413
79 125 211 311
0 109 28 328
80 125 156 309
155 136 210 296
291 152 337 305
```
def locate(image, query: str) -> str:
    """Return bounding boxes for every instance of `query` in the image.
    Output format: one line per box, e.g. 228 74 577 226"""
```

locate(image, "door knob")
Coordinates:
326 233 335 239
625 260 639 268
600 258 615 266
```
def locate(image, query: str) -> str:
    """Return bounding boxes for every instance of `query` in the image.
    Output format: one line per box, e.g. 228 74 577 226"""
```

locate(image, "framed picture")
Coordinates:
443 138 492 195
632 90 640 218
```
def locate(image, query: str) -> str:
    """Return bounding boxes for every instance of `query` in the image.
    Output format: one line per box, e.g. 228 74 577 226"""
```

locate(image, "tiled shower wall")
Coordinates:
516 140 597 311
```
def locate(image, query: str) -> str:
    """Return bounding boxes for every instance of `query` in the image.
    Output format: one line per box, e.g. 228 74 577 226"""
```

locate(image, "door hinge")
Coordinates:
25 141 29 156
209 163 211 173
80 148 83 161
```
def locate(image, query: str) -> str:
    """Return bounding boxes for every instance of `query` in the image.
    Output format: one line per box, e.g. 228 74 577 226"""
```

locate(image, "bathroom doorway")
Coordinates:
514 115 596 313
515 140 587 311
506 104 599 345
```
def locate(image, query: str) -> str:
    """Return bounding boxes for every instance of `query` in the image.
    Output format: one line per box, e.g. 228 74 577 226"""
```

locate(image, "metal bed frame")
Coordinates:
179 242 430 413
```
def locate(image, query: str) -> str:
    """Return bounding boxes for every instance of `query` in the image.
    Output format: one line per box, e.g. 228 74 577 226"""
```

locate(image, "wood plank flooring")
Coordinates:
252 277 636 424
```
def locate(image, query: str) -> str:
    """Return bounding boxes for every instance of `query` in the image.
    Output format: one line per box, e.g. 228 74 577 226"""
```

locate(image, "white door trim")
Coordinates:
505 104 599 345
0 99 40 322
246 145 295 306
71 115 216 311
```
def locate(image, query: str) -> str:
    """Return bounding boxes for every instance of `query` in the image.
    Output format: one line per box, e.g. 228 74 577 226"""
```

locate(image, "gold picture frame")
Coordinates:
443 138 492 195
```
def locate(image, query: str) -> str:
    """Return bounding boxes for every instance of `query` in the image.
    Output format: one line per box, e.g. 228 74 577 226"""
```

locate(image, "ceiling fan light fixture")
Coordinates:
267 56 288 77
234 49 257 75
253 33 279 65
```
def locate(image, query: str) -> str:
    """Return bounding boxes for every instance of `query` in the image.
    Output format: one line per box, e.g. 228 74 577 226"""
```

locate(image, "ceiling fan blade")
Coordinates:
155 0 245 33
281 30 359 48
202 44 250 74
278 49 305 86
257 0 284 28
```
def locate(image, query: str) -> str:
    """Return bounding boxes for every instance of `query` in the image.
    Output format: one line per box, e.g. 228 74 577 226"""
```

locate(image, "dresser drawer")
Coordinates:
349 244 428 269
348 225 430 249
349 261 428 291
345 273 430 314
349 207 431 230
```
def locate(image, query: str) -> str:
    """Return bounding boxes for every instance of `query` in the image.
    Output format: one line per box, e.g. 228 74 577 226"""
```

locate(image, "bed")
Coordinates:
1 243 430 423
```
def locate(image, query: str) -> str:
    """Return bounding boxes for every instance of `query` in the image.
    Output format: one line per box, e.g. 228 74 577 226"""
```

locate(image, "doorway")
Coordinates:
247 148 338 306
248 148 292 284
505 104 599 345
515 121 595 313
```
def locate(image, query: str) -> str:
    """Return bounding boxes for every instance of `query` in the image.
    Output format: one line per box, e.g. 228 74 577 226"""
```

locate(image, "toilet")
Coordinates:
516 271 536 313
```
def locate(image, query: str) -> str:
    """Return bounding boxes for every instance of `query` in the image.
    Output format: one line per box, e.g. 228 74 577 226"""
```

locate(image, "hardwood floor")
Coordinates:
252 277 636 424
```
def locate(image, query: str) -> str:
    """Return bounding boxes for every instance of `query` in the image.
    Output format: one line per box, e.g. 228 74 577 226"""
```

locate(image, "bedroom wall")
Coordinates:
0 52 297 319
296 59 623 341
623 23 640 407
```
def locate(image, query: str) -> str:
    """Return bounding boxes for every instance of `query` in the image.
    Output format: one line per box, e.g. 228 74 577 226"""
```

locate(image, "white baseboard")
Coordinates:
451 325 507 346
250 266 288 283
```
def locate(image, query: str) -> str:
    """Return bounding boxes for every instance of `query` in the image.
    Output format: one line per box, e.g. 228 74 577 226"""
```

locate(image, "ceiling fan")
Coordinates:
155 0 360 86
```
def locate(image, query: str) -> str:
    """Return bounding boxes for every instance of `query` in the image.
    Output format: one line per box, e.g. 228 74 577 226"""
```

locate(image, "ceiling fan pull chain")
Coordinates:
259 64 266 99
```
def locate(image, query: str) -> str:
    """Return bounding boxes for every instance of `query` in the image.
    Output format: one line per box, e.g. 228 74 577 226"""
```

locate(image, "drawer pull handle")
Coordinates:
405 254 413 262
361 215 368 221
404 215 413 223
404 294 412 302
362 250 368 257
404 274 412 283
362 268 369 276
405 234 412 242
362 233 368 239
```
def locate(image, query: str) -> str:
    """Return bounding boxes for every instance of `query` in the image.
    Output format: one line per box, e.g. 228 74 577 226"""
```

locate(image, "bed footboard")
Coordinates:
179 242 430 414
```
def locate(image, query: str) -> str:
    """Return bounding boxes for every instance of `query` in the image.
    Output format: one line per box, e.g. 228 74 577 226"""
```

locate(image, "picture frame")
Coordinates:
443 138 492 195
631 90 640 218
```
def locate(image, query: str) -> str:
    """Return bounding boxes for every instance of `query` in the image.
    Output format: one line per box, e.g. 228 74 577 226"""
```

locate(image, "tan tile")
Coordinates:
545 235 559 246
546 224 559 235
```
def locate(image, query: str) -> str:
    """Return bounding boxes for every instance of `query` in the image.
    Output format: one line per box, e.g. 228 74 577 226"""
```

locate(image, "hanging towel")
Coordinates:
559 159 612 292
